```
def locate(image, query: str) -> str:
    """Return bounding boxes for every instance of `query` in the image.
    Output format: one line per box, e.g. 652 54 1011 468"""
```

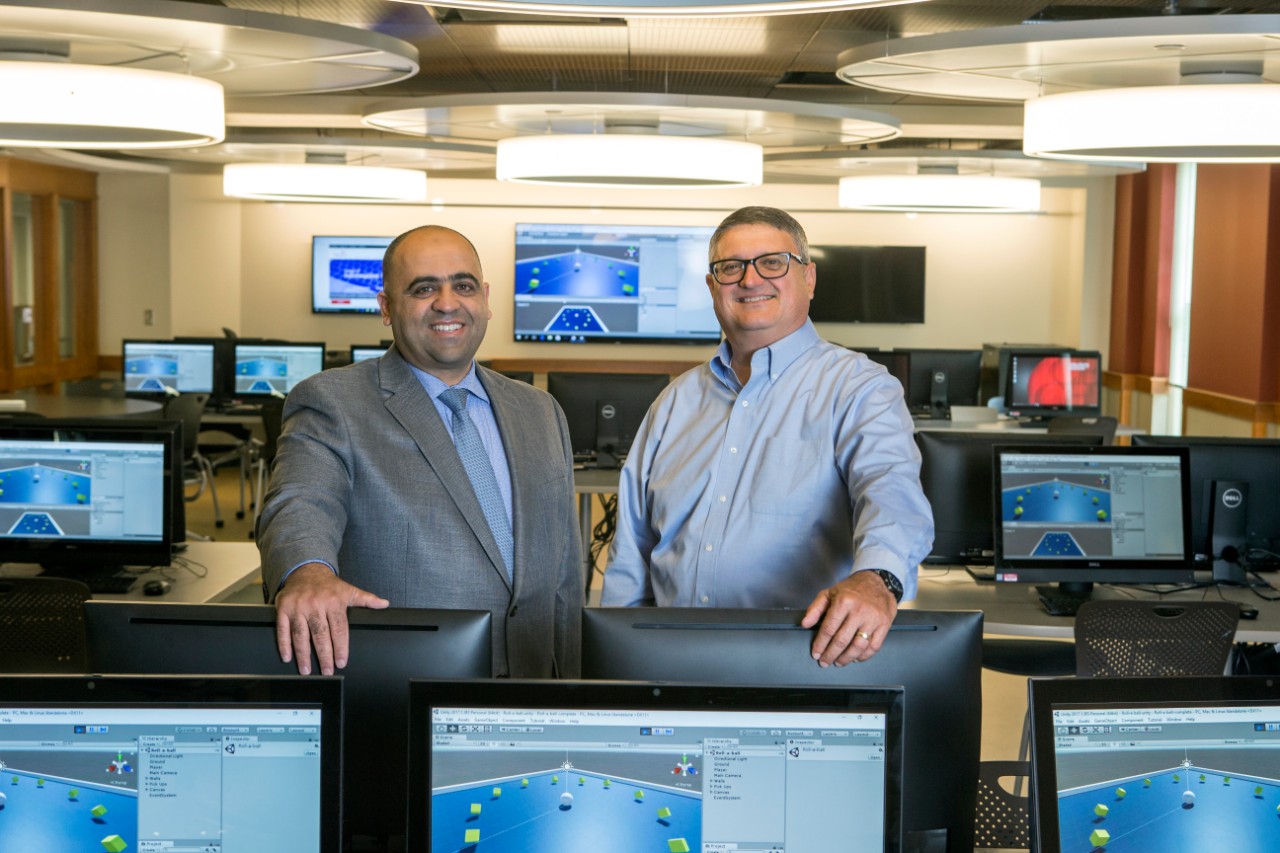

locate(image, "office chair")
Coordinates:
1045 415 1118 444
973 760 1031 851
0 577 92 673
1074 600 1240 677
248 395 286 537
164 392 223 529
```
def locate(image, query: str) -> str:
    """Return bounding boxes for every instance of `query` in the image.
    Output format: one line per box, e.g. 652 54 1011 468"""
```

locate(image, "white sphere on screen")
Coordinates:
560 792 573 807
1183 790 1195 806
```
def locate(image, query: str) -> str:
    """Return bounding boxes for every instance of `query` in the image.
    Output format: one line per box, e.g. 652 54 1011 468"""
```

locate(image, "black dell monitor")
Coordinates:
863 350 911 399
408 678 905 853
902 348 983 419
83 603 492 849
232 341 325 398
547 371 668 468
916 430 1105 565
993 444 1194 610
581 607 983 853
0 674 342 853
1131 435 1280 579
1003 349 1103 420
1029 674 1280 853
121 339 216 396
0 419 175 576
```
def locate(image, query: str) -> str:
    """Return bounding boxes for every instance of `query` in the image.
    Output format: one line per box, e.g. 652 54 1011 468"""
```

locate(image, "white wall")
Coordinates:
99 171 1112 364
98 173 171 342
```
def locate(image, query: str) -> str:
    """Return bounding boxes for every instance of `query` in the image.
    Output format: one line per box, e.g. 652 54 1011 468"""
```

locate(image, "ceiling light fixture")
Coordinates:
496 135 763 188
391 0 926 19
0 58 224 148
1023 81 1280 163
223 162 427 203
838 172 1041 213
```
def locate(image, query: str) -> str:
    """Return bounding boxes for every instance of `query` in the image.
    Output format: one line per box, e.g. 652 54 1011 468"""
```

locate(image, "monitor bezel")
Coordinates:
0 673 343 853
902 348 983 411
0 419 176 569
121 338 218 397
992 444 1194 584
1029 674 1280 853
349 344 386 364
407 678 905 853
511 221 723 345
1003 349 1103 418
311 234 392 315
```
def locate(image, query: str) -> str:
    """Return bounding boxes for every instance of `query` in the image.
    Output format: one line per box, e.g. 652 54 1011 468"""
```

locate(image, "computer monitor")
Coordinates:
512 222 722 344
1003 349 1103 419
407 678 905 853
0 419 175 571
546 371 668 467
993 444 1194 605
1029 674 1280 853
83 603 491 848
172 336 236 405
232 341 325 397
1131 436 1280 576
0 674 342 853
311 235 393 314
902 348 983 418
863 350 911 399
581 607 981 853
349 344 385 363
916 431 1105 565
121 339 216 396
807 244 926 324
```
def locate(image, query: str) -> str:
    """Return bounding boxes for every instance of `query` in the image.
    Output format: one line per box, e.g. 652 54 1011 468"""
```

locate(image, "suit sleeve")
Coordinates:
256 377 355 599
550 400 584 677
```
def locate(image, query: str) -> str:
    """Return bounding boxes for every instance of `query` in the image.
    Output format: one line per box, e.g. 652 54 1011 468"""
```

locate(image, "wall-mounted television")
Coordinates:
512 223 721 344
311 235 392 314
808 245 926 324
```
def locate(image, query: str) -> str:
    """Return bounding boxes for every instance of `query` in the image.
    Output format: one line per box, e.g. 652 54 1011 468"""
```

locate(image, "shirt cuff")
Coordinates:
278 559 337 591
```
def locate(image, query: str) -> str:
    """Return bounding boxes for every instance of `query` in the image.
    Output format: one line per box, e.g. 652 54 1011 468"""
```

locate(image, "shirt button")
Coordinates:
741 400 749 408
700 595 710 604
729 447 738 454
705 544 714 551
719 495 726 502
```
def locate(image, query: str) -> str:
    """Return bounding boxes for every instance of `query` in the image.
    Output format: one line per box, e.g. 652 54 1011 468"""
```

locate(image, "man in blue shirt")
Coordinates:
602 206 933 666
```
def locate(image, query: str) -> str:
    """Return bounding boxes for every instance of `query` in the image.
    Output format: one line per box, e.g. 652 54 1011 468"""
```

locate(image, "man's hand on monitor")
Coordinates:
801 571 899 667
274 562 389 676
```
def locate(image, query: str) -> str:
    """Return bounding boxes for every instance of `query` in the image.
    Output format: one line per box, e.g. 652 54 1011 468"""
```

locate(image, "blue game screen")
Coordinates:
512 223 721 344
312 235 393 314
1049 704 1280 853
429 706 888 853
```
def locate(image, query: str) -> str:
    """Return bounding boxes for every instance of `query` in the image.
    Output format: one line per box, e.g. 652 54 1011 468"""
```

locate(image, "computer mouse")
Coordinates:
143 579 171 596
1239 605 1259 621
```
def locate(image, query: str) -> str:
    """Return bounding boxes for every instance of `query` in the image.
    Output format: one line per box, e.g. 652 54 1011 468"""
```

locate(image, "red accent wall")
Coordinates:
1109 166 1175 378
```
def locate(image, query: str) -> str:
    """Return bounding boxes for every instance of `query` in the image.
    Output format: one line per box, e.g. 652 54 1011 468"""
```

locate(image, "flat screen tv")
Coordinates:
1004 349 1102 419
808 245 926 324
311 235 393 314
0 419 175 571
512 222 721 344
581 607 982 853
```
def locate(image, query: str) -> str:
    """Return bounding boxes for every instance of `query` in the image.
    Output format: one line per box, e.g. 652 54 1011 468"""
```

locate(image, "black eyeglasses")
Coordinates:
709 252 808 285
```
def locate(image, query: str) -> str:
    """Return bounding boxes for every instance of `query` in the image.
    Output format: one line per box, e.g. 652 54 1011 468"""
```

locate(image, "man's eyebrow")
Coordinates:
402 272 481 290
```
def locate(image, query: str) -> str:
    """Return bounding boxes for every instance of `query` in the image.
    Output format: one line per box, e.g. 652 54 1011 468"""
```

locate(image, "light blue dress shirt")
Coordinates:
410 363 514 526
601 320 933 608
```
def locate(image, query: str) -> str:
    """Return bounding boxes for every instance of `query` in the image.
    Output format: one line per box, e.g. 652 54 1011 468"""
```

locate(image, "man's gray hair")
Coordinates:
708 206 810 263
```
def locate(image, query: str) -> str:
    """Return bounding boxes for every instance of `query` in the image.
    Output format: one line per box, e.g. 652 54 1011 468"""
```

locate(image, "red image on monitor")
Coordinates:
1006 351 1102 414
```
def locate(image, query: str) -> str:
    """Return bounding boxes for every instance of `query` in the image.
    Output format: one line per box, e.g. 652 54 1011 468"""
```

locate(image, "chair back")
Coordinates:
1074 600 1239 677
0 577 92 673
259 396 286 464
973 760 1031 850
163 392 210 460
1045 414 1118 444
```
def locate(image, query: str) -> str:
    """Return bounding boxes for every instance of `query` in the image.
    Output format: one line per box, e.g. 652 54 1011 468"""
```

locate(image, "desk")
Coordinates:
4 391 162 419
0 541 261 603
574 467 622 591
909 565 1280 643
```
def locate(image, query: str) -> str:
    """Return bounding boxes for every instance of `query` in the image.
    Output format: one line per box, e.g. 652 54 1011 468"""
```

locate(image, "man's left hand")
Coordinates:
801 571 899 667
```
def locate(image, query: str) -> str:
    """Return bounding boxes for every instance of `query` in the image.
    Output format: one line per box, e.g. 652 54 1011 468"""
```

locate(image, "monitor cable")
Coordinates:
589 493 618 586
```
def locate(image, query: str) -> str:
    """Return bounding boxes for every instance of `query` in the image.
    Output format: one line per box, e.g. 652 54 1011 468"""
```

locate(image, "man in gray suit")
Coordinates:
257 225 582 678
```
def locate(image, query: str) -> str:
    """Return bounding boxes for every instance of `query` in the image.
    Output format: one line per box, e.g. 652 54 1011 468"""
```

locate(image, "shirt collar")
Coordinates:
711 319 820 389
408 361 489 403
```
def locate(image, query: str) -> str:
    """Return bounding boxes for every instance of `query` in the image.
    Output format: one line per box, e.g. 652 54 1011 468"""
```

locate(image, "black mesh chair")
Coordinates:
164 392 222 528
248 396 286 536
0 577 92 673
973 760 1031 850
1074 600 1240 677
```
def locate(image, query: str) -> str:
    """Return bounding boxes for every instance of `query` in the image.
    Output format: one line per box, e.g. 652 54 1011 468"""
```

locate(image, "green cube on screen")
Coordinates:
100 835 127 853
1089 829 1110 847
658 806 672 819
470 803 481 816
667 839 690 853
91 804 107 818
1093 803 1109 818
464 829 480 844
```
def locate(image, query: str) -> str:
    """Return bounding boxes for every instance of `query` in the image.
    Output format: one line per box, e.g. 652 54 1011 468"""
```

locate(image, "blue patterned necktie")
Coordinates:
439 387 514 581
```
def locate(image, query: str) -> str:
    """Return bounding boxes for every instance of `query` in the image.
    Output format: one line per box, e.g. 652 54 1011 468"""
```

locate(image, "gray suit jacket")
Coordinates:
257 350 582 677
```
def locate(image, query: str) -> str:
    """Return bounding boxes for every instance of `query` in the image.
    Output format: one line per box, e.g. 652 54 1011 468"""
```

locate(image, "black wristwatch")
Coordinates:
864 569 904 603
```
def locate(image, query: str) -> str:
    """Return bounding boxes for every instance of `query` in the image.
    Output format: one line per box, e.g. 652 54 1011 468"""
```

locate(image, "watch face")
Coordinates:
871 570 903 601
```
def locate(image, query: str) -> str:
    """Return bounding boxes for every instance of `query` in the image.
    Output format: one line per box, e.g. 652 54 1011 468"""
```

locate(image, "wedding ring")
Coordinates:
856 630 871 641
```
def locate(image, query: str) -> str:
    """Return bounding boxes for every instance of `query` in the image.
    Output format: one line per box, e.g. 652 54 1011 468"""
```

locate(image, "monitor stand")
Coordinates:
1035 581 1094 617
929 369 951 420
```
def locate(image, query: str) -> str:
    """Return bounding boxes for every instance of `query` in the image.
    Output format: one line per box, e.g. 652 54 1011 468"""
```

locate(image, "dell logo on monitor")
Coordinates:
601 404 617 420
1222 488 1244 509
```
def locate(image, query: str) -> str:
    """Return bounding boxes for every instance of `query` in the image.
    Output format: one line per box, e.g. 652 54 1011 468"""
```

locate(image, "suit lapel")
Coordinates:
379 352 512 591
479 367 527 599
